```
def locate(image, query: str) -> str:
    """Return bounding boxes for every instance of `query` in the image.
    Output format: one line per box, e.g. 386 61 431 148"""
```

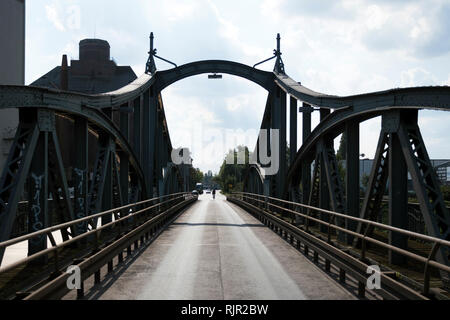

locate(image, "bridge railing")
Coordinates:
0 191 197 299
229 192 450 298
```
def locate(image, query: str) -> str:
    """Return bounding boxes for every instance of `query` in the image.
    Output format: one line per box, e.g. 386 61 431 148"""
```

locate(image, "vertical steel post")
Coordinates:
319 109 331 232
389 131 408 265
120 103 130 205
101 139 113 225
148 90 157 197
143 89 156 198
272 85 286 198
74 117 88 234
156 121 164 196
302 103 312 211
289 96 297 166
28 132 48 258
101 109 113 225
345 120 360 244
133 96 142 163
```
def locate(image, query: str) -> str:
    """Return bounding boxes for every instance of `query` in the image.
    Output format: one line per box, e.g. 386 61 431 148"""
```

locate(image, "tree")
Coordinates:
190 167 204 189
216 145 252 193
361 173 370 190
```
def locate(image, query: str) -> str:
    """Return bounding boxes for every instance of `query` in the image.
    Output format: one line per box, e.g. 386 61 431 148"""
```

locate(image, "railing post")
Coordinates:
423 242 440 296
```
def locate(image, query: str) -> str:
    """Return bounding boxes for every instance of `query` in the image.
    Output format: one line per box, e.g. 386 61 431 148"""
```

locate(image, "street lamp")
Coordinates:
360 154 366 188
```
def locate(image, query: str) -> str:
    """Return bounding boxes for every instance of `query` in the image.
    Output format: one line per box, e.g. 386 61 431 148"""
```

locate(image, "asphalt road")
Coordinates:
79 193 355 300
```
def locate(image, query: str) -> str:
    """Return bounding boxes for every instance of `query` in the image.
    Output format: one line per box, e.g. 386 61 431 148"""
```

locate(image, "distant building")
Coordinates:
357 158 450 188
29 39 137 181
0 0 25 172
31 38 136 93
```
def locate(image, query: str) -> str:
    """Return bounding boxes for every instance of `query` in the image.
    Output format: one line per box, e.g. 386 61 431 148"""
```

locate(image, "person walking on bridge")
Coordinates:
212 188 216 199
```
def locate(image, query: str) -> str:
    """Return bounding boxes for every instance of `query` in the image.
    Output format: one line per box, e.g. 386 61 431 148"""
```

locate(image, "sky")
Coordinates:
25 0 450 174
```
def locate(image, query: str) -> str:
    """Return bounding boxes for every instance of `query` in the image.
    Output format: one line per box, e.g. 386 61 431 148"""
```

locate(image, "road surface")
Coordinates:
74 193 355 300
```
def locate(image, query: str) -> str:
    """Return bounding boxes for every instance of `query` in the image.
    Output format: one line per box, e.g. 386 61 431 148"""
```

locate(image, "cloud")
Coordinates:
45 4 65 31
261 0 357 21
162 0 199 22
444 75 450 86
359 1 450 58
414 2 450 57
400 68 438 87
26 0 450 172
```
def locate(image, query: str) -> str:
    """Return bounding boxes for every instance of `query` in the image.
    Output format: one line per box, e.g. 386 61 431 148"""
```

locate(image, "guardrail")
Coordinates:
0 192 197 299
228 192 450 300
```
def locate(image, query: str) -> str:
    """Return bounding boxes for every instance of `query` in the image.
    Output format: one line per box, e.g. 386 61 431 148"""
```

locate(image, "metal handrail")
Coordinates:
234 192 450 247
230 192 450 295
0 192 195 273
0 192 189 249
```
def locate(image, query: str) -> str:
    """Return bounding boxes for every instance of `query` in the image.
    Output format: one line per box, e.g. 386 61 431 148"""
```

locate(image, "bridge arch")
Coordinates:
155 60 274 92
243 164 265 196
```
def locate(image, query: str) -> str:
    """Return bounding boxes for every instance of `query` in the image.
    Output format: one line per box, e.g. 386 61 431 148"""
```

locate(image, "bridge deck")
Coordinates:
64 194 356 300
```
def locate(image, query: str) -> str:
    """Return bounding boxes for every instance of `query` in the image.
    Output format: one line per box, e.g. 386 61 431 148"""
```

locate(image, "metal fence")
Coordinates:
229 192 450 298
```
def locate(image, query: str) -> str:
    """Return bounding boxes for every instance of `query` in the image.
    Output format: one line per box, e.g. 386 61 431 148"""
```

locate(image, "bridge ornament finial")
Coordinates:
145 32 178 75
273 33 285 74
145 32 157 75
252 33 285 74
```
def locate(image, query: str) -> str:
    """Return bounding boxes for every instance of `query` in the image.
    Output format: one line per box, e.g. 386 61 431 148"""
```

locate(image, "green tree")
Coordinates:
361 173 370 189
190 167 204 189
440 185 450 201
216 145 252 193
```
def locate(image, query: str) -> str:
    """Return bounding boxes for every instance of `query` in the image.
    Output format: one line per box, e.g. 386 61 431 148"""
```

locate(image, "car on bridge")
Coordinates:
195 183 203 194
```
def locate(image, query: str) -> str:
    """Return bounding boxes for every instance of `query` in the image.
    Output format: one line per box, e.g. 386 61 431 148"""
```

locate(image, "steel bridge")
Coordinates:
0 33 449 300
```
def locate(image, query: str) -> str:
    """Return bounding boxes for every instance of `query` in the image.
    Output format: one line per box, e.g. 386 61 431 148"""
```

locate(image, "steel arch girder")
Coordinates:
275 73 450 110
243 164 265 195
284 105 450 199
0 88 146 197
156 60 274 92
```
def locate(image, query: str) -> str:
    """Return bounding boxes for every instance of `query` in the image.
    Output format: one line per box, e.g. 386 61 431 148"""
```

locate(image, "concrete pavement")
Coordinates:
79 193 356 300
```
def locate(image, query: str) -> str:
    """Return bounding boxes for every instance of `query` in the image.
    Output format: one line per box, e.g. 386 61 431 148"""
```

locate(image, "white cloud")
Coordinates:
206 0 267 61
400 68 437 87
26 0 450 172
45 4 65 31
365 5 388 30
444 75 450 86
162 0 198 22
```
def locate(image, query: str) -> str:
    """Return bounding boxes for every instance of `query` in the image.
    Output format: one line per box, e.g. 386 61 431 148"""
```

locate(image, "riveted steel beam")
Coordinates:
157 60 274 92
345 120 360 245
27 131 48 258
272 85 286 198
355 130 389 239
87 133 112 226
73 116 88 235
289 96 297 166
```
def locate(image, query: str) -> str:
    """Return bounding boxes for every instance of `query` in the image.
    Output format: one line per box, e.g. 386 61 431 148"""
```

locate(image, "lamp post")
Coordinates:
360 153 365 188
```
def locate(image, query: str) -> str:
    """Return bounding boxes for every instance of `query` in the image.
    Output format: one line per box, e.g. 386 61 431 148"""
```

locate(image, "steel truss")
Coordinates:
1 35 450 285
